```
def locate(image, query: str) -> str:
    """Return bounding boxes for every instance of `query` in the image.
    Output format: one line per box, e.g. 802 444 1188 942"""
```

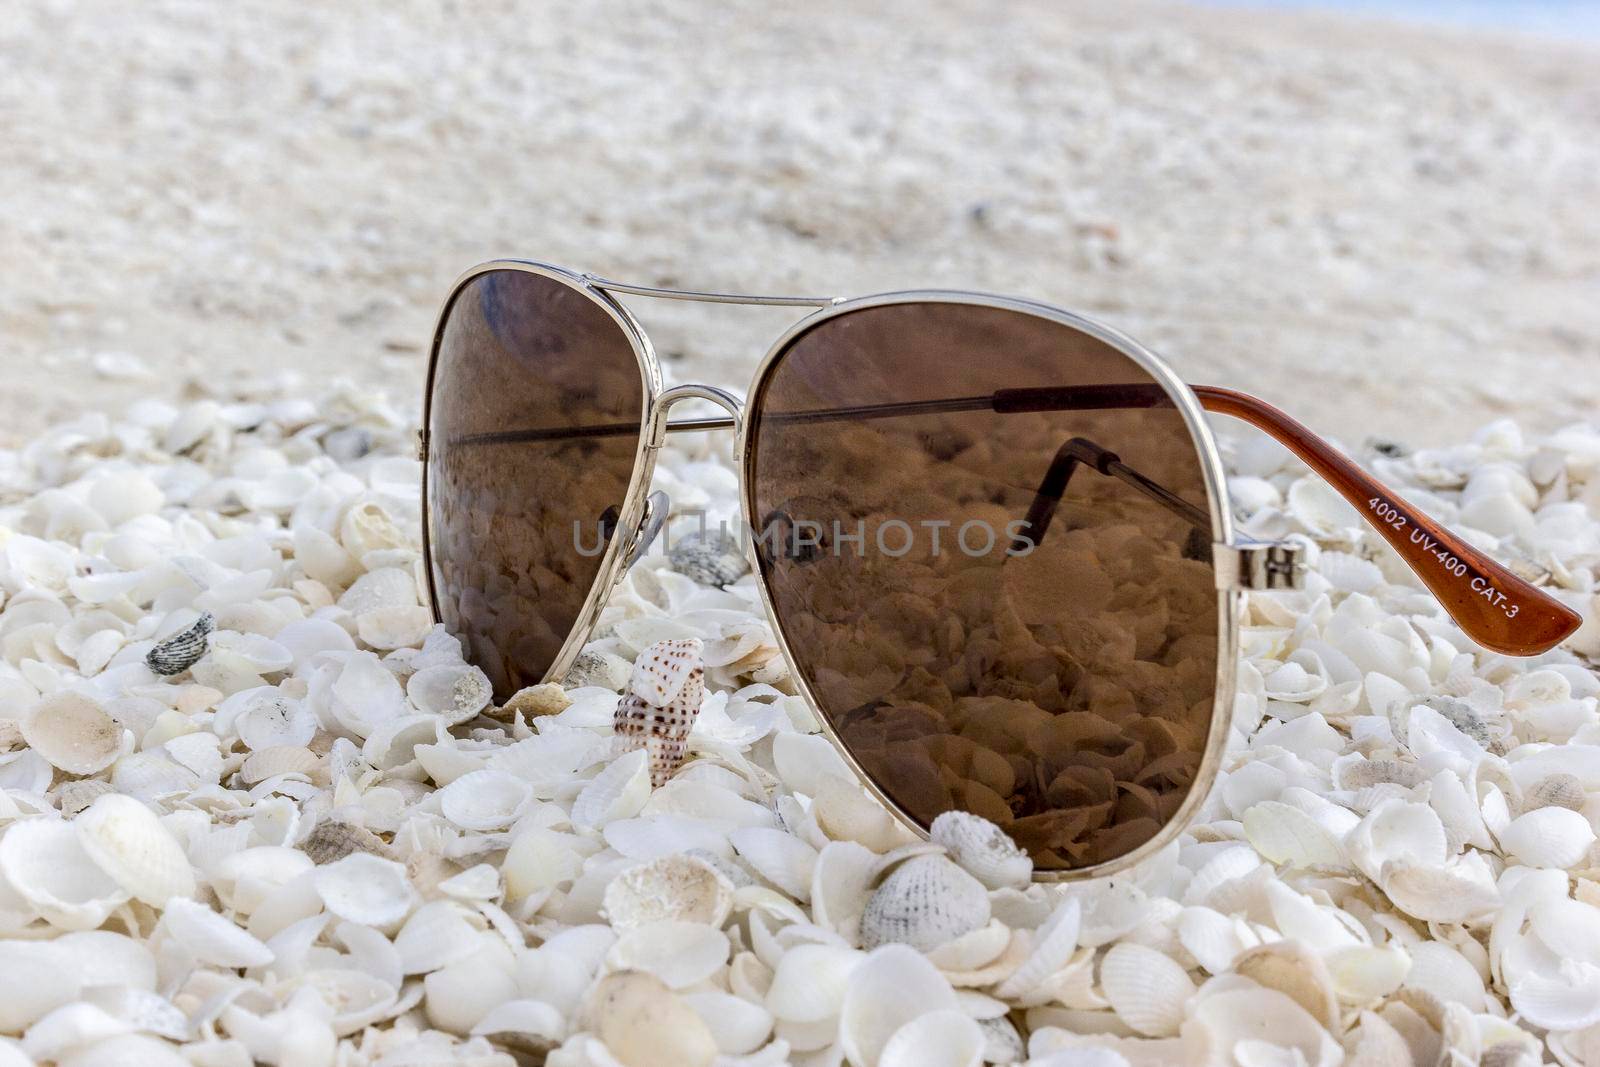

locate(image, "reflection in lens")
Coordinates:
748 301 1219 872
427 269 643 698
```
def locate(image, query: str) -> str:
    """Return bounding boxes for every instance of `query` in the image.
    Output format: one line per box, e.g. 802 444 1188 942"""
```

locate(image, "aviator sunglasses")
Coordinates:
419 260 1581 882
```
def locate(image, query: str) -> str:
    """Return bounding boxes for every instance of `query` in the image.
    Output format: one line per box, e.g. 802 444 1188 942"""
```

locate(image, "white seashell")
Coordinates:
437 768 532 831
602 854 734 931
1099 942 1195 1037
0 940 81 1032
839 944 959 1067
772 732 855 796
993 897 1081 1000
1177 905 1259 975
109 751 200 803
73 794 195 907
814 774 906 854
1498 807 1596 869
587 971 717 1067
356 606 433 651
929 811 1031 889
1345 800 1447 883
423 935 517 1035
571 748 652 830
394 900 481 975
606 919 731 990
1234 941 1338 1027
406 664 493 724
730 827 818 903
810 840 877 940
1243 800 1348 869
861 854 990 952
469 998 564 1049
1184 985 1343 1067
877 1008 984 1067
681 990 773 1056
160 897 274 967
22 1002 133 1063
0 817 129 930
19 692 126 775
326 652 408 739
765 942 863 1023
1522 772 1587 814
312 852 416 928
925 919 1011 972
230 689 317 751
55 1033 191 1067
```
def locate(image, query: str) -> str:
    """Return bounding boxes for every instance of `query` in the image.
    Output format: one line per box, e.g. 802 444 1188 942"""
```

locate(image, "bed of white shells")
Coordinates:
0 384 1596 1067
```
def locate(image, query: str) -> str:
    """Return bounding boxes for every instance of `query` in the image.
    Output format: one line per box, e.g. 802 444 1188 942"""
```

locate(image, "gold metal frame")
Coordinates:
422 258 1243 883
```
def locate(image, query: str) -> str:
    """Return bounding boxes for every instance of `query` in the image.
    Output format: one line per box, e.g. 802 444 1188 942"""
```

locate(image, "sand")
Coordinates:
2 0 1597 450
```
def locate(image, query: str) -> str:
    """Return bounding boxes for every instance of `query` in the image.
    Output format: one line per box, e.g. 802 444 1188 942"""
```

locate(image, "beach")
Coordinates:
1 0 1597 451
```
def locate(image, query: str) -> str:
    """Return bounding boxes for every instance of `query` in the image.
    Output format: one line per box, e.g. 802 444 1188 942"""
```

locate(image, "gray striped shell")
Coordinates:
145 613 215 676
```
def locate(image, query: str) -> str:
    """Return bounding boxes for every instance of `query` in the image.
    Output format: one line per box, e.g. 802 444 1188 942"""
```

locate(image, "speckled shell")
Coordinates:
144 613 215 676
614 639 706 788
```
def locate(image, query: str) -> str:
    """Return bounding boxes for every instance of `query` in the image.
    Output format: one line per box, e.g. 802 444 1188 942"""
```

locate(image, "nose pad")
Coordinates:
625 490 672 568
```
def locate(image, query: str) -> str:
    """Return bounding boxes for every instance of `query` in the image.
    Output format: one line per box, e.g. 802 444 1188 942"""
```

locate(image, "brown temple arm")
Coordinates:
998 384 1580 657
449 384 1581 656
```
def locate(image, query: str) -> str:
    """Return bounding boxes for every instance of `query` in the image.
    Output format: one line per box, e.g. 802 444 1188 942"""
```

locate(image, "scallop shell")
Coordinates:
312 851 417 928
606 919 731 990
1233 941 1338 1027
437 769 532 832
1498 807 1596 869
144 613 214 676
839 944 959 1067
73 794 196 907
160 896 274 967
681 989 773 1056
814 774 905 853
668 530 749 588
929 811 1032 890
406 664 493 725
602 854 735 931
587 972 718 1067
1176 905 1259 976
240 745 323 786
0 816 130 930
1099 942 1195 1037
615 638 706 788
20 692 126 775
231 690 317 751
861 854 990 952
394 900 482 975
810 840 877 940
730 827 818 903
571 748 652 830
764 943 863 1026
993 896 1081 999
1521 773 1586 814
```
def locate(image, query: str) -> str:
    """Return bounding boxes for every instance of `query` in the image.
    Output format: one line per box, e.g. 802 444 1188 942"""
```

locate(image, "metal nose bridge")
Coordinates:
648 384 744 448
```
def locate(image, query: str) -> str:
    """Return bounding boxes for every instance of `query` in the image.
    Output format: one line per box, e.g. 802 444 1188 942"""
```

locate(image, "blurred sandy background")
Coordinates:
1 0 1596 449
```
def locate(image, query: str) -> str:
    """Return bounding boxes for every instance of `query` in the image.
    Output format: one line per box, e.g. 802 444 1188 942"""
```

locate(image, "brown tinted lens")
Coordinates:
748 302 1219 873
426 269 643 698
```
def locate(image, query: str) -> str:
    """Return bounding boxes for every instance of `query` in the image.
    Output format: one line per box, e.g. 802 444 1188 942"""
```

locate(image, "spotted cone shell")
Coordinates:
614 638 705 787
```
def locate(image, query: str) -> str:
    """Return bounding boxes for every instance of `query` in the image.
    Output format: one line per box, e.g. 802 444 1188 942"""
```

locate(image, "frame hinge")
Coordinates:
1214 541 1307 591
